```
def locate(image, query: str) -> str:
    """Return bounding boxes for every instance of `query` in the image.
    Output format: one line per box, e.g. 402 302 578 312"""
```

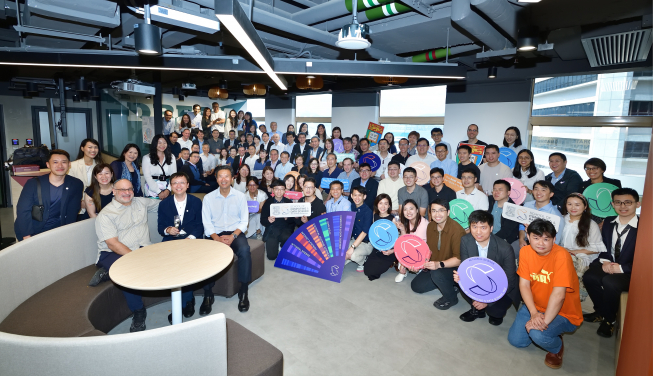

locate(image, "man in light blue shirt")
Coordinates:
337 158 359 196
326 181 352 212
163 110 176 136
202 166 252 312
274 151 293 179
430 143 458 177
268 122 284 141
518 180 564 247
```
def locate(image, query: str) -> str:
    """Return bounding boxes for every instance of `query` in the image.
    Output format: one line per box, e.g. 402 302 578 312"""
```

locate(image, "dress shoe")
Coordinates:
433 296 458 310
597 320 614 338
199 295 215 316
488 316 504 326
544 336 564 369
238 292 250 312
168 300 196 324
583 311 603 323
88 267 110 286
460 307 486 322
129 307 147 332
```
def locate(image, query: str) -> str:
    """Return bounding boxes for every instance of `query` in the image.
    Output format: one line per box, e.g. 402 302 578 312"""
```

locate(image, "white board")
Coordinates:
271 203 312 218
501 202 561 231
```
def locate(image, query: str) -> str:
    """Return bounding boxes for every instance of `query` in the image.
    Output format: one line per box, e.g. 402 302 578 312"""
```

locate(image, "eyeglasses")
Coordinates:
432 208 447 214
114 188 134 192
584 167 601 172
304 185 315 190
612 200 635 207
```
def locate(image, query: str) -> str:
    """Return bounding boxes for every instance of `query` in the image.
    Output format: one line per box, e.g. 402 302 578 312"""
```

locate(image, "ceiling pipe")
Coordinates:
470 0 518 39
345 0 396 13
363 3 413 22
410 44 480 61
291 0 353 25
450 0 513 51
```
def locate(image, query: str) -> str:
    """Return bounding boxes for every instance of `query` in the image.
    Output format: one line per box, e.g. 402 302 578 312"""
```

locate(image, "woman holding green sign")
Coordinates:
581 158 622 191
581 158 622 226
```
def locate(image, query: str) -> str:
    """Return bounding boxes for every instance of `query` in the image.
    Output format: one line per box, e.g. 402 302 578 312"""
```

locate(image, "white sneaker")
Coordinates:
356 265 364 272
395 272 407 283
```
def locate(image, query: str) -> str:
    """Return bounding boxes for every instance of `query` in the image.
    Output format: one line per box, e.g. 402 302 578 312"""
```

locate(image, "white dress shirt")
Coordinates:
202 187 249 236
200 153 217 172
600 216 639 273
456 188 489 211
210 110 226 133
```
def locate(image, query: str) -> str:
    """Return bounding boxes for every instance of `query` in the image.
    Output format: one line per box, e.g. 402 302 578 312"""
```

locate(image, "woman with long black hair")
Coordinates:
201 107 213 140
363 194 397 281
80 163 115 220
142 134 176 199
512 149 545 202
384 132 397 154
68 138 103 190
503 126 524 153
243 111 257 133
110 143 143 197
316 124 327 148
177 113 193 133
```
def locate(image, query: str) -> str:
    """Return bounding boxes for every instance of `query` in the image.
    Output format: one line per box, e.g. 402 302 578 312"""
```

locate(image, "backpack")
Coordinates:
13 146 50 168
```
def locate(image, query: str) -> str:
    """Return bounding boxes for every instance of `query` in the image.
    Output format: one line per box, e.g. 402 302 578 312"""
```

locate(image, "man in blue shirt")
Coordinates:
349 163 378 209
326 181 351 213
202 166 252 312
274 151 293 179
545 152 583 208
518 180 565 249
346 186 373 272
337 158 359 197
430 143 458 177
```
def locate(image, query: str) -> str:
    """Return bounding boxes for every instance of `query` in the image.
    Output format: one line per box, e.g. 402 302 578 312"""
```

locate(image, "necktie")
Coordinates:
613 225 630 261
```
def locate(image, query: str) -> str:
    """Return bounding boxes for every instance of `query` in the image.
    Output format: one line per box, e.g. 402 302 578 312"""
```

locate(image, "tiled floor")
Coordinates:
109 257 616 376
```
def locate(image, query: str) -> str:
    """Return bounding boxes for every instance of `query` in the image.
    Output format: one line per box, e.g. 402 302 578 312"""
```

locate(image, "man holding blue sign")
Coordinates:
350 163 378 209
454 211 520 326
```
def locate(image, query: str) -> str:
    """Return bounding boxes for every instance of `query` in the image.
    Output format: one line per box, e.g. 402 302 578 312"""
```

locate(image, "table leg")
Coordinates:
171 287 182 325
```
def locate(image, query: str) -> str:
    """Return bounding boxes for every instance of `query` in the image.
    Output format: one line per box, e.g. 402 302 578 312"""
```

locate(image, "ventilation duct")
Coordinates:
27 0 120 27
451 0 514 51
581 29 653 67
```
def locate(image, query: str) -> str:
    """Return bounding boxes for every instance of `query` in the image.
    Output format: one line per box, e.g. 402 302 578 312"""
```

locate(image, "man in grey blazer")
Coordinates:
454 210 521 326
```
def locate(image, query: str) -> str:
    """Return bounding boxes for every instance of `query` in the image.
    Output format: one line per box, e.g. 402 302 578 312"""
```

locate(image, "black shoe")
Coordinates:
433 297 458 310
199 295 215 316
583 311 603 323
238 292 250 312
460 307 486 322
88 267 110 286
488 316 504 326
168 299 196 325
130 307 147 332
597 320 614 338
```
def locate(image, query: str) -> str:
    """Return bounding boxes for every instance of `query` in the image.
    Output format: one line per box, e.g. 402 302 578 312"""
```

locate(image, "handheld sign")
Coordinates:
360 153 382 172
443 174 463 192
409 161 430 186
320 178 350 190
333 139 344 153
502 202 561 231
369 219 399 251
502 177 527 205
458 257 509 303
284 191 304 200
247 201 259 213
395 234 431 270
336 153 355 163
457 143 485 166
449 199 475 229
365 122 384 147
499 147 517 169
270 203 312 218
583 183 619 219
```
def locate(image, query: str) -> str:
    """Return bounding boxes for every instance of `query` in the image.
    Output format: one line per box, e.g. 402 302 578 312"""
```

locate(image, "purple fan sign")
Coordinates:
333 139 344 153
458 257 508 303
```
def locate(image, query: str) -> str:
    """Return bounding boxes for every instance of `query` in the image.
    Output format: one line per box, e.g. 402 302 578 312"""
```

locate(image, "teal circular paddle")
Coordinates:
449 199 475 229
583 183 618 218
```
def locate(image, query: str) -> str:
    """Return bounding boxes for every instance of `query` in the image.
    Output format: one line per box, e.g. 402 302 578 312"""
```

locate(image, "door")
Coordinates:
32 107 93 159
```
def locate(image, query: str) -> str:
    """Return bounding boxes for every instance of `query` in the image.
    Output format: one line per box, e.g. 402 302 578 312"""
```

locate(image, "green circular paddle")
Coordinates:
582 182 619 218
449 199 475 229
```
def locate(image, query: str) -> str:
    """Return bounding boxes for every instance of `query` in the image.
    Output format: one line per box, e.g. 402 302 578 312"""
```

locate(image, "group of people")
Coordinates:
13 107 641 369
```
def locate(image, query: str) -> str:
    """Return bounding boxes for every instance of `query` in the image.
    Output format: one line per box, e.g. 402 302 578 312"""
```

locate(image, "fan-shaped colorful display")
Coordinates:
583 183 619 218
449 198 475 229
274 212 355 283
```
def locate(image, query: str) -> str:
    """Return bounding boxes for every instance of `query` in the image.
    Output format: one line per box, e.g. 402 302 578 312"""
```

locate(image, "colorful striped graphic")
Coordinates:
307 224 329 260
319 218 334 257
281 259 319 274
296 233 325 264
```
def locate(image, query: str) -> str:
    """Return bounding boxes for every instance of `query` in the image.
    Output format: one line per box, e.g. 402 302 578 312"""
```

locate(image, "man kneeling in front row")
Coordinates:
454 210 521 326
508 218 583 369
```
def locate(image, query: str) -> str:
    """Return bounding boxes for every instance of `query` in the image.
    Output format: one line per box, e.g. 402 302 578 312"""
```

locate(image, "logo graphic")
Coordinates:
448 199 474 229
409 162 430 185
395 234 431 269
583 183 618 218
499 147 517 168
458 257 509 303
333 139 344 153
330 265 340 276
360 153 382 171
502 178 527 205
369 219 399 250
530 269 553 284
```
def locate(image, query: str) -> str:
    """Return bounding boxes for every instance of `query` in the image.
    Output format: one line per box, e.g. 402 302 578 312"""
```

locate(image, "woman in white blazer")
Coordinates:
67 138 103 214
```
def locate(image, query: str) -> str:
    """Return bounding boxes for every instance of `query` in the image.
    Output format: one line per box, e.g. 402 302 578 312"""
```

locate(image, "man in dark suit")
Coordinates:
454 210 520 326
545 152 583 208
487 180 520 249
231 145 247 173
181 152 216 193
260 180 295 260
582 187 640 338
303 135 324 162
349 163 378 209
158 172 214 324
223 129 238 150
168 131 181 158
176 148 190 171
291 132 309 163
14 149 83 241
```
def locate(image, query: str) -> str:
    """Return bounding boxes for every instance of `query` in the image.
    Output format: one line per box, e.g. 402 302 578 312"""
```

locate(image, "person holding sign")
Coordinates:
512 150 545 203
377 161 405 215
294 177 326 226
478 145 513 195
487 180 520 248
260 180 295 260
518 181 564 250
398 167 429 218
508 219 582 369
350 163 378 209
410 199 465 309
325 180 351 213
423 167 456 205
363 194 398 281
458 124 488 148
373 138 394 180
456 171 489 211
456 145 481 181
454 211 520 325
406 138 436 167
345 186 374 272
337 158 359 197
321 153 343 200
245 177 267 240
393 199 430 283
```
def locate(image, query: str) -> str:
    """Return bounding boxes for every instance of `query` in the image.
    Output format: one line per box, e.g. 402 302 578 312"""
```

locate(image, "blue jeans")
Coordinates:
97 252 144 312
508 304 578 353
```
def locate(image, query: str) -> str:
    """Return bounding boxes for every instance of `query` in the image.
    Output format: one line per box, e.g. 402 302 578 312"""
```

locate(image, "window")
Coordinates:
628 101 653 116
623 141 650 159
246 99 265 123
534 75 598 94
532 103 595 117
531 136 591 154
296 94 332 136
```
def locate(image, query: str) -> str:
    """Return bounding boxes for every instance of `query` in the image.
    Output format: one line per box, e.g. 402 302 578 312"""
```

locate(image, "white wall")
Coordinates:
265 108 295 129
443 102 532 147
331 106 379 138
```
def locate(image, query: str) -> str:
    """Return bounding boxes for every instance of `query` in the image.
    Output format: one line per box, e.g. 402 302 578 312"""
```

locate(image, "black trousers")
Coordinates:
208 232 252 284
411 268 458 302
460 291 514 318
364 250 397 281
265 226 294 260
583 261 631 322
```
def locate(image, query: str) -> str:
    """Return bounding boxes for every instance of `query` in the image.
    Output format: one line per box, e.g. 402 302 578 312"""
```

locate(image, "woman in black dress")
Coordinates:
80 163 116 220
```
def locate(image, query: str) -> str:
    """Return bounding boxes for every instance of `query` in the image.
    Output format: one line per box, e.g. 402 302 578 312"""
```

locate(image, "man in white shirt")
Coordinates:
285 132 297 161
178 128 194 151
374 138 394 180
190 104 203 129
428 127 453 160
406 138 437 167
274 151 293 179
163 110 176 135
260 132 272 153
456 170 489 211
377 161 405 215
200 143 217 176
244 144 259 172
209 102 225 133
270 133 285 156
202 166 252 312
430 143 458 177
269 122 283 140
478 145 513 195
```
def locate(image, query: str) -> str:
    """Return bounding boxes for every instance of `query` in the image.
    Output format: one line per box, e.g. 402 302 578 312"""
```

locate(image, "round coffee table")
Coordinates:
109 239 234 325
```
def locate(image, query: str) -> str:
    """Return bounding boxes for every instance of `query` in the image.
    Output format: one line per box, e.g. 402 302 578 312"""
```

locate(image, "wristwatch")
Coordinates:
351 244 357 250
439 261 445 268
232 233 238 240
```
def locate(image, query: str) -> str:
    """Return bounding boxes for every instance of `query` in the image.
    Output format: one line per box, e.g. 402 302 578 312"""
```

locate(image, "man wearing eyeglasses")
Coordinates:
406 138 436 167
390 138 411 166
90 179 160 332
429 143 458 178
582 187 641 338
260 180 295 260
295 177 326 226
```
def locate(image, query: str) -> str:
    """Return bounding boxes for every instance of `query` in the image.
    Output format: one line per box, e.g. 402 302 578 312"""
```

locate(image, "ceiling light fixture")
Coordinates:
296 75 324 90
76 76 88 92
336 0 371 50
373 76 408 86
215 0 287 90
517 26 539 51
517 0 541 3
487 66 497 79
72 94 80 103
243 84 267 96
26 82 39 95
135 4 162 56
209 86 229 99
149 5 220 34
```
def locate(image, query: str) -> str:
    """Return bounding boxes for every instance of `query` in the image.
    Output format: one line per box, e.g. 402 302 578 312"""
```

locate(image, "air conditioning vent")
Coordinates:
581 29 652 67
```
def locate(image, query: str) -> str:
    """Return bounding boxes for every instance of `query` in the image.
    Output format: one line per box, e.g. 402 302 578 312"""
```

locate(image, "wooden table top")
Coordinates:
109 239 234 291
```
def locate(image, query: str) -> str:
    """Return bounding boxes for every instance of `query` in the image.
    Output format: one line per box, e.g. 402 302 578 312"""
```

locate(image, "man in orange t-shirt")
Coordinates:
508 219 583 369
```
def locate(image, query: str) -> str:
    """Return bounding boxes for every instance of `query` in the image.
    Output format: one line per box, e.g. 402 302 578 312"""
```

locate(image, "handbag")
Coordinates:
31 178 44 221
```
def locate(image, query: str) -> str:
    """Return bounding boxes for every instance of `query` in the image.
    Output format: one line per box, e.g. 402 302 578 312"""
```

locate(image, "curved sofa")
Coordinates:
0 214 283 376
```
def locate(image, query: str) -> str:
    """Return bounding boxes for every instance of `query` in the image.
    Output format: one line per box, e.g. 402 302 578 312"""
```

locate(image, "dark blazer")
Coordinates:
545 168 583 208
169 142 181 158
291 143 308 163
303 146 324 162
260 197 296 241
231 155 247 173
14 174 83 240
460 233 521 307
595 215 638 273
157 194 204 242
176 158 187 171
224 138 238 151
581 176 622 191
180 163 206 188
349 177 379 209
486 197 520 244
110 160 143 197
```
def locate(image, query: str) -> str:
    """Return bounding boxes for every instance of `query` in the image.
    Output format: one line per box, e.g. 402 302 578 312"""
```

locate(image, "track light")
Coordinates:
178 94 185 101
72 94 80 103
172 87 180 95
26 82 39 95
336 0 370 50
488 66 497 79
517 27 539 51
90 82 101 99
76 76 88 92
135 23 162 55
